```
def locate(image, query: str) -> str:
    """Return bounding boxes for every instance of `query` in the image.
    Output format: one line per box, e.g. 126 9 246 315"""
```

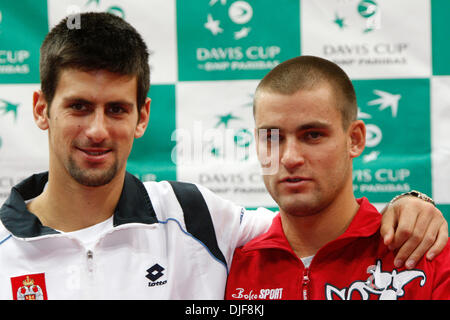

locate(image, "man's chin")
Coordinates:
278 197 323 217
67 161 118 187
73 170 117 187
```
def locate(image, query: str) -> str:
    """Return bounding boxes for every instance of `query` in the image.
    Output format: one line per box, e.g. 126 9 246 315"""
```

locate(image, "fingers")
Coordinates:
380 206 396 247
380 195 448 269
388 201 447 269
391 207 430 268
387 199 420 251
425 221 449 260
395 214 438 269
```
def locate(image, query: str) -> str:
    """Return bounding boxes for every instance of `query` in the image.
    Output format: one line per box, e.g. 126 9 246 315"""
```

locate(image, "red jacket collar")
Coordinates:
242 197 381 253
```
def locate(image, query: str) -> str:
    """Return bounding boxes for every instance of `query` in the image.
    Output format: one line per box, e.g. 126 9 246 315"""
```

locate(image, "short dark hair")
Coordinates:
254 55 357 129
40 12 150 109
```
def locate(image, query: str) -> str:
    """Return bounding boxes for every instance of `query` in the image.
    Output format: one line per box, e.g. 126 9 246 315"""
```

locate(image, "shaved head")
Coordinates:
254 55 357 129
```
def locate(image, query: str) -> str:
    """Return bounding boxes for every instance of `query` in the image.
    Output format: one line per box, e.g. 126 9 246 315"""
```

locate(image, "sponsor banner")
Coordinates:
352 78 431 203
301 0 431 79
437 205 450 223
127 84 177 182
0 84 49 203
177 0 300 81
431 76 450 204
431 0 450 75
0 0 48 83
175 80 276 207
47 0 177 84
0 0 448 221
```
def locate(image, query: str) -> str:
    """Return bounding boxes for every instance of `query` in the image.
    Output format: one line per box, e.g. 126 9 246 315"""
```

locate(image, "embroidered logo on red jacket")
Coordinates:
325 260 426 300
10 273 48 300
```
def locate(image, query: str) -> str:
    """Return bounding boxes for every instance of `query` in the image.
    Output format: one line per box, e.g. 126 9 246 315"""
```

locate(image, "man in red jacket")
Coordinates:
225 56 449 300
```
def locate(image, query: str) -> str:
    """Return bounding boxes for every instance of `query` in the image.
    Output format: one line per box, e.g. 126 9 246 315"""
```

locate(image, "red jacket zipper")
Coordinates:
302 268 310 300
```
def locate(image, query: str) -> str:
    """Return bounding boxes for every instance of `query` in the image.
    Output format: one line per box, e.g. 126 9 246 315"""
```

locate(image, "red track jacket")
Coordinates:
226 198 450 300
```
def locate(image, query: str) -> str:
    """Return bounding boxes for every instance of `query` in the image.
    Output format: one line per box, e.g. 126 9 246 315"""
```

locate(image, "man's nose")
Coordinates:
85 109 108 143
280 138 305 170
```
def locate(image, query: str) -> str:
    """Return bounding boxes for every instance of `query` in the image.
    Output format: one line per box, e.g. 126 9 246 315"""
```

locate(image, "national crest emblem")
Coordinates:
10 273 48 300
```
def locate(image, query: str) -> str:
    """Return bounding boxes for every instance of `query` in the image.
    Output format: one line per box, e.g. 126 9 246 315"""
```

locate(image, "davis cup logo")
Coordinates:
84 0 126 18
0 98 20 121
332 0 380 33
10 273 48 300
66 0 126 30
358 89 401 159
352 79 431 203
177 0 300 80
205 0 253 39
302 0 431 78
229 1 252 24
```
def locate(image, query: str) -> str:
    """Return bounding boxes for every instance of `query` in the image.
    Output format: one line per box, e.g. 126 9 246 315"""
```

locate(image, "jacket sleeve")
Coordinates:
431 241 450 299
196 184 276 268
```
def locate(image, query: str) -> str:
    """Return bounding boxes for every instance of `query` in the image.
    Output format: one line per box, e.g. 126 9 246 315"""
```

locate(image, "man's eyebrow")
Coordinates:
61 97 134 107
62 97 93 105
297 121 331 131
105 100 135 108
257 121 331 131
257 125 280 131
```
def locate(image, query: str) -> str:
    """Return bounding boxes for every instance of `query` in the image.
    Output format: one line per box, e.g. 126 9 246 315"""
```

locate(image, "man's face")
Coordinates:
36 68 149 187
255 84 360 217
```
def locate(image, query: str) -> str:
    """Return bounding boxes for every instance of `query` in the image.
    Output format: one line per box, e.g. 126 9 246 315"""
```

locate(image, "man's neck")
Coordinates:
280 186 360 260
27 170 125 232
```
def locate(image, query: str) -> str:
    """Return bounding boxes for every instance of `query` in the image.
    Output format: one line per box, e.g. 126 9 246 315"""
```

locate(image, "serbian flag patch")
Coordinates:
10 273 48 300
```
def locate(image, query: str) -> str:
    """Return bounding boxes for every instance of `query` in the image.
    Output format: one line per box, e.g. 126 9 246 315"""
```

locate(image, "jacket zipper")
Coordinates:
302 268 310 300
86 250 95 277
85 250 95 298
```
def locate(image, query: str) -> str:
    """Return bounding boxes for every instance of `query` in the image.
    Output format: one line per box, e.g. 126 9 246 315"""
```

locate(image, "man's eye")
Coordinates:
108 105 125 114
71 103 87 111
306 131 323 140
259 134 279 143
258 129 280 143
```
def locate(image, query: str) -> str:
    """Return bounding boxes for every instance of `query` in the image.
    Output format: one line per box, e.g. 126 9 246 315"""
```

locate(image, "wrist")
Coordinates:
389 190 436 207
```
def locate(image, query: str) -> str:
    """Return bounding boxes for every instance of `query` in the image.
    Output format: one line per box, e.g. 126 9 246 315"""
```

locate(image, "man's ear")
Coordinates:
135 97 151 138
348 120 366 159
33 90 50 130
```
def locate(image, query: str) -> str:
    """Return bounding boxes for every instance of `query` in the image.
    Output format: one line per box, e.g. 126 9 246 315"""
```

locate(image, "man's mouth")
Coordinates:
282 176 310 183
76 147 112 160
279 177 313 189
285 177 304 183
81 149 111 156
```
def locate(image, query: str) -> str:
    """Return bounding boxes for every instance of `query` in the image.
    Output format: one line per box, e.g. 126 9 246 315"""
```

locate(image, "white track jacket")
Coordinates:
0 172 275 299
